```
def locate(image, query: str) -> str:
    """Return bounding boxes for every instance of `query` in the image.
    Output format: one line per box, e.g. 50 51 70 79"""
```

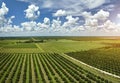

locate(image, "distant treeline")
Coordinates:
17 40 46 43
1 36 120 41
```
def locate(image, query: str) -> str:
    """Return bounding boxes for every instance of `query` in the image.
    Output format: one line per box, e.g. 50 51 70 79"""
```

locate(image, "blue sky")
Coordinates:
0 0 120 36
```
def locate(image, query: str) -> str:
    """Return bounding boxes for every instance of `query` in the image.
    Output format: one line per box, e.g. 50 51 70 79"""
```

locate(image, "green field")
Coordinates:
66 47 120 75
0 37 120 83
0 37 106 53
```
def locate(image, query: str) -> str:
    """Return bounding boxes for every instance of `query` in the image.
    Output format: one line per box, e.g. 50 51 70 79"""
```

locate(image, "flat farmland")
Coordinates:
0 53 118 83
0 37 120 83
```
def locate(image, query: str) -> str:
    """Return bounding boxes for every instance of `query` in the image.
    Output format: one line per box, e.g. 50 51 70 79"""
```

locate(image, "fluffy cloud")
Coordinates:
0 2 9 16
51 18 62 32
1 2 120 36
19 0 110 16
71 26 85 32
0 25 22 32
82 12 92 19
37 23 49 29
84 19 98 31
19 9 119 33
0 2 9 27
20 17 50 32
53 10 66 17
83 10 109 20
0 15 17 32
82 10 110 31
24 4 40 20
82 10 120 32
21 21 37 31
37 17 50 30
93 10 109 20
20 4 42 32
102 20 118 32
16 13 83 33
0 2 18 32
85 19 98 27
62 15 79 28
43 17 50 25
12 25 22 31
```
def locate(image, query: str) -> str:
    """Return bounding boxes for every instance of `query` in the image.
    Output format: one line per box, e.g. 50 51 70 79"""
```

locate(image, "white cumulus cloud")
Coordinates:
83 10 109 21
84 19 98 31
82 10 110 31
0 2 18 33
43 17 50 25
1 2 120 36
0 2 9 27
20 17 50 32
0 2 9 16
51 18 62 32
93 10 109 20
21 21 37 31
62 15 79 29
24 4 40 20
102 20 118 32
53 9 66 17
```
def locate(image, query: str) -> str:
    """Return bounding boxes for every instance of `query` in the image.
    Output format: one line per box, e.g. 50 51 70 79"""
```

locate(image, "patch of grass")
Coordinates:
39 39 105 53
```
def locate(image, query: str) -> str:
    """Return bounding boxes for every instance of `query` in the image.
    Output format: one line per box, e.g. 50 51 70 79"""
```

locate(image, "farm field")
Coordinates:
0 53 115 83
66 46 120 75
0 37 106 53
0 37 120 83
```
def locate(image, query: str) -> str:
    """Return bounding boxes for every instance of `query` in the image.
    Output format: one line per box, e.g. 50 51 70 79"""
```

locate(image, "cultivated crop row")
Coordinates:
0 53 112 83
66 48 120 76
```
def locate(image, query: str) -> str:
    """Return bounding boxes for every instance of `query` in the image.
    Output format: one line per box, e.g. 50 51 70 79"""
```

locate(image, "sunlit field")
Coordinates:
0 37 120 83
1 0 120 82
